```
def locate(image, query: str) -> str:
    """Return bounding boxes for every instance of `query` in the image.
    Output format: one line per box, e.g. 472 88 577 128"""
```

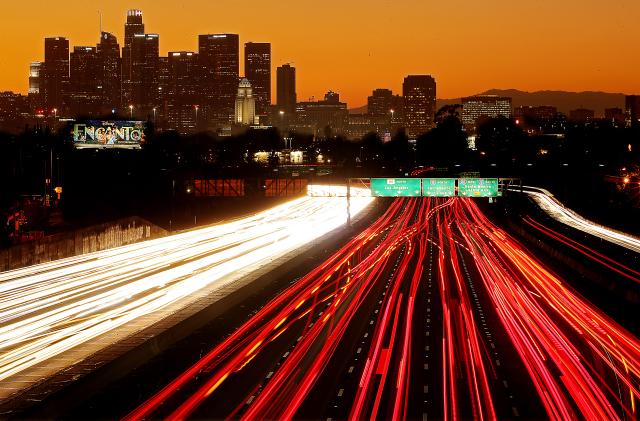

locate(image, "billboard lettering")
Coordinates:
73 121 146 148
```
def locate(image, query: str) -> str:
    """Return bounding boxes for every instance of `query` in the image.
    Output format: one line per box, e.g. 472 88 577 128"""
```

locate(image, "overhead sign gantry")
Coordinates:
369 178 506 197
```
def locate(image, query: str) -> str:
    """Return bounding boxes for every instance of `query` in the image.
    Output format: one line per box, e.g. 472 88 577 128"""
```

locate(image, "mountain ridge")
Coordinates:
349 89 629 117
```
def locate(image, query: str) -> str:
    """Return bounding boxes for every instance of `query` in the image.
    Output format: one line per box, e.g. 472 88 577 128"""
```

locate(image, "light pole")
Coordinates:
153 107 157 123
129 105 133 119
52 108 58 130
194 105 199 129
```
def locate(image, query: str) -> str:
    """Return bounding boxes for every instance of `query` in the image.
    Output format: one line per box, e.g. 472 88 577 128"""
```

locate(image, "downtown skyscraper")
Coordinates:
69 46 100 116
97 32 121 112
122 10 144 108
402 75 436 138
130 33 160 118
276 64 296 115
244 42 271 116
198 34 239 126
166 51 200 134
42 37 69 113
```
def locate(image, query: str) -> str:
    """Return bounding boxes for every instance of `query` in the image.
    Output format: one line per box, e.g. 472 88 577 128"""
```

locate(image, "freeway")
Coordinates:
124 197 640 420
517 185 640 253
0 190 373 399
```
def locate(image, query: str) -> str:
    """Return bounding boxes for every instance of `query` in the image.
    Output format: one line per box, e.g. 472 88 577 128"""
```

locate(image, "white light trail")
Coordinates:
0 187 374 383
516 186 640 253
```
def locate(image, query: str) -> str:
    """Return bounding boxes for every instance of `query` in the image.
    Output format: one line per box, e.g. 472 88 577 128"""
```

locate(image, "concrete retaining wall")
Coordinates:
0 217 168 272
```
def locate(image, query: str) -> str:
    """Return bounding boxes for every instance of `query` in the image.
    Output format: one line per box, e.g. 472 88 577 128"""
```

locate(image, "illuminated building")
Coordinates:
513 105 565 134
235 78 257 126
97 32 121 112
604 108 625 126
42 37 70 113
130 33 160 118
367 89 394 117
626 95 640 127
0 91 29 132
199 34 239 126
346 113 373 139
514 105 557 122
295 91 348 137
166 51 200 134
69 46 101 116
245 42 271 116
367 88 404 135
122 10 144 106
402 75 436 138
28 62 41 95
276 64 296 115
568 108 595 124
461 95 512 131
28 62 43 112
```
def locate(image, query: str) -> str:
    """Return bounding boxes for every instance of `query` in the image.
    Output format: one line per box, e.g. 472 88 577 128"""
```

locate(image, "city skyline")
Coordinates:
2 1 640 106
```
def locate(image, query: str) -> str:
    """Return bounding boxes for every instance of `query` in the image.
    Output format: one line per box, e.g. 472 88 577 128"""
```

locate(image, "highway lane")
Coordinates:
125 196 640 421
515 185 640 253
0 189 374 396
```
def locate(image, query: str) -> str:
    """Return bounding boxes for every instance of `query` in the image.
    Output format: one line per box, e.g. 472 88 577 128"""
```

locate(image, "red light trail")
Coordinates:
126 197 640 420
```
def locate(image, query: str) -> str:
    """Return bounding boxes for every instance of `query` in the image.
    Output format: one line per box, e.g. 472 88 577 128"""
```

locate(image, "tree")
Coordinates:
416 107 468 166
475 116 527 164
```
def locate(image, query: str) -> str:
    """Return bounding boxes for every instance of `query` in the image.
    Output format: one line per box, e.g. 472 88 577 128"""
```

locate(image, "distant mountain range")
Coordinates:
350 89 627 117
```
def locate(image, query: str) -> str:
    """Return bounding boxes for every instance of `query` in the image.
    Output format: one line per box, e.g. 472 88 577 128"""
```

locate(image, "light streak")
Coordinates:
0 187 373 387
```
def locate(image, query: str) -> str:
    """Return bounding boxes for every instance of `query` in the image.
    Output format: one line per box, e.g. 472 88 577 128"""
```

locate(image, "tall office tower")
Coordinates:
244 42 271 115
368 88 394 117
28 62 41 95
69 46 101 116
461 95 512 131
28 62 43 112
198 34 239 125
97 32 121 112
166 51 200 134
122 10 144 107
235 78 257 125
130 33 160 118
626 95 640 127
157 56 169 124
276 63 296 115
402 75 436 138
42 37 70 113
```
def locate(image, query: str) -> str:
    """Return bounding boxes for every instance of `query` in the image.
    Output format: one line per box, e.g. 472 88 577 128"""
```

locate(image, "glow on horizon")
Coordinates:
1 0 640 106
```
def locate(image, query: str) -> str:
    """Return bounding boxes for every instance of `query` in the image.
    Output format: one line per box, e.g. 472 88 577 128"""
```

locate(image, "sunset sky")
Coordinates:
1 0 639 106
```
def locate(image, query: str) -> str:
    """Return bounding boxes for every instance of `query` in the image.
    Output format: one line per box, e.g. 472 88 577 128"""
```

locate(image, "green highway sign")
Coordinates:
370 178 421 197
422 178 456 197
458 178 499 197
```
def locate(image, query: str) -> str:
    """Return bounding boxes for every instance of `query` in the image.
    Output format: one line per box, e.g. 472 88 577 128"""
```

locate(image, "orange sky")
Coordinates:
1 0 639 106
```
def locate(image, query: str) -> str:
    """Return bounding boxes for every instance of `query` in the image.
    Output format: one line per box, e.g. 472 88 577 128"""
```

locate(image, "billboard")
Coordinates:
72 120 146 149
370 178 421 197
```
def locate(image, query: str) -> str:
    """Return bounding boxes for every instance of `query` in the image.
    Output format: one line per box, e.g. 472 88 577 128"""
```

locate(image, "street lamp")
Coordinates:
52 108 57 119
194 105 199 127
129 105 133 118
153 107 157 123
